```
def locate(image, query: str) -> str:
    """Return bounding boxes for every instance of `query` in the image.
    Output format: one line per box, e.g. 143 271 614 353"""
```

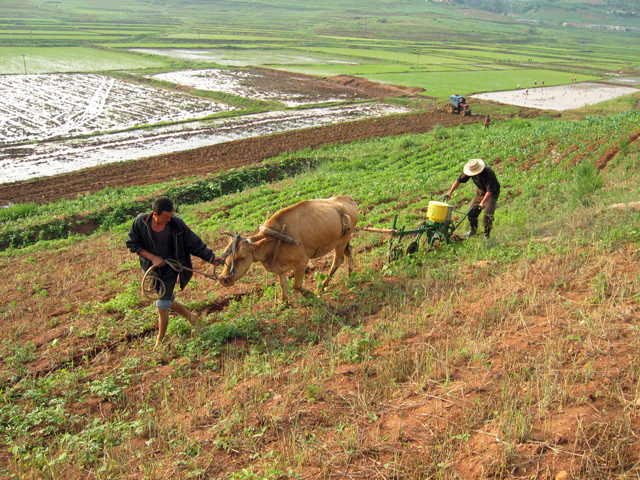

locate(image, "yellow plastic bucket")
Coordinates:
427 201 451 223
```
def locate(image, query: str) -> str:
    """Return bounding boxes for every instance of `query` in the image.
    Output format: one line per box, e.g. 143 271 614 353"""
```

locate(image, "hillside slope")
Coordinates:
1 112 640 479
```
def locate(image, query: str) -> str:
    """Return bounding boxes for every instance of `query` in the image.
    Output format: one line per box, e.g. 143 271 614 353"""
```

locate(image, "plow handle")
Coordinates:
358 227 399 234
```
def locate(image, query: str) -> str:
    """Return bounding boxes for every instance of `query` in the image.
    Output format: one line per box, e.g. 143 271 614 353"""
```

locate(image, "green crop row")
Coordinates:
0 157 319 251
4 109 639 254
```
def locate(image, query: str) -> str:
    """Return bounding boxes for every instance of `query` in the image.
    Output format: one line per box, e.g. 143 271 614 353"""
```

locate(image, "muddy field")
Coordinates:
0 67 428 184
0 110 481 205
0 73 236 145
0 103 411 184
471 82 638 111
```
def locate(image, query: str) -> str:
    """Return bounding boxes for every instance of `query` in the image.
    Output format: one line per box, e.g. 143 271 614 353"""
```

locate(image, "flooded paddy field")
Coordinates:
0 103 410 184
150 68 368 106
129 48 359 67
0 111 480 205
0 73 235 145
0 67 423 184
471 82 638 111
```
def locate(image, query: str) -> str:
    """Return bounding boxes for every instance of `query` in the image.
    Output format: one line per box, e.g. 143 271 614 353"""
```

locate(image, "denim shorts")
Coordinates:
153 264 178 310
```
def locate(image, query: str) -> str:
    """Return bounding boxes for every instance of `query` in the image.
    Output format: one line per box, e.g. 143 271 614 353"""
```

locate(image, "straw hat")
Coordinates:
463 158 485 176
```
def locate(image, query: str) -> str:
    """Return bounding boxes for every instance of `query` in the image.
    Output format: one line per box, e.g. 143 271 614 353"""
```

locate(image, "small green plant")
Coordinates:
618 138 629 157
589 272 609 303
100 285 144 314
88 375 124 400
5 341 37 371
571 160 603 206
432 124 449 140
341 328 380 363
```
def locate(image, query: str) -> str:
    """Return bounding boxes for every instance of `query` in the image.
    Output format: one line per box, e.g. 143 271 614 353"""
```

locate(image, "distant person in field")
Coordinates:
483 115 491 129
444 158 501 239
125 196 224 348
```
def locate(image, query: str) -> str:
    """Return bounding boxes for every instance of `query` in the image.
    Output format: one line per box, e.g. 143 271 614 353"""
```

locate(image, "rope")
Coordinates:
141 258 221 301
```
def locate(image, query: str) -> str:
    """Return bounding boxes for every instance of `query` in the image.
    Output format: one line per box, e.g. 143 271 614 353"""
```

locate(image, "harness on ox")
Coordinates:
258 208 353 273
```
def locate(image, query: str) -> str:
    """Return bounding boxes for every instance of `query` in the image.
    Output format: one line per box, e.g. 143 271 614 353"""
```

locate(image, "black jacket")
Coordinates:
125 213 215 290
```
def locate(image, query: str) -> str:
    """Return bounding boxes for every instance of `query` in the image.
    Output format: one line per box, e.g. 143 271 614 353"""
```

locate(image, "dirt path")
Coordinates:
0 110 480 205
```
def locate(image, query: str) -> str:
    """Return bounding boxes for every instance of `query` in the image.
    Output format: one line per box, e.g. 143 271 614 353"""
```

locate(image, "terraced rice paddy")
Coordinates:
0 73 235 145
0 71 410 183
151 69 357 106
471 82 638 111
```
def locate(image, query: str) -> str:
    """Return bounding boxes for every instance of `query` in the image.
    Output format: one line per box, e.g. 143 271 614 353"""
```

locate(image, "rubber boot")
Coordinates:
464 221 478 238
484 226 492 239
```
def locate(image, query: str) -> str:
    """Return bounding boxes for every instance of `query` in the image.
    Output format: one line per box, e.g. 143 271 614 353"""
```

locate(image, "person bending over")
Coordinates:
444 158 501 239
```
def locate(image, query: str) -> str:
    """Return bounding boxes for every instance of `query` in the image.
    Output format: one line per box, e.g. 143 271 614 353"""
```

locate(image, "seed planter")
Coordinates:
360 200 480 262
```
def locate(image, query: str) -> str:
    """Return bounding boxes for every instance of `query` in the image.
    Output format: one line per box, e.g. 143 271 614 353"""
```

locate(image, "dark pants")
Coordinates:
467 190 498 229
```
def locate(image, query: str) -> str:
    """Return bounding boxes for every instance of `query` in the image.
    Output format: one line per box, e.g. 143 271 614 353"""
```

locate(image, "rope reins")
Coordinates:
141 233 242 301
142 259 221 301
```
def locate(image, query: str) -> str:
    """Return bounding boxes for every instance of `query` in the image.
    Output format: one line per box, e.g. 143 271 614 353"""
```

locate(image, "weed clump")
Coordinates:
0 203 37 221
572 160 603 206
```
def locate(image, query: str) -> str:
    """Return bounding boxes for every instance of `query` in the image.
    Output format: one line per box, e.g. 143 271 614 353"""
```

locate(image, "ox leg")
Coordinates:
293 264 312 296
278 273 289 304
322 245 346 288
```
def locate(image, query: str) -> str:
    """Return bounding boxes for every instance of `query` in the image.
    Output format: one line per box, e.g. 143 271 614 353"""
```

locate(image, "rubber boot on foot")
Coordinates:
464 226 477 238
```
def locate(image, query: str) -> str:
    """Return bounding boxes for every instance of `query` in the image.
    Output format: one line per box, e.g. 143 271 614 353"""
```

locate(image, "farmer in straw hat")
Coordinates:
444 158 501 239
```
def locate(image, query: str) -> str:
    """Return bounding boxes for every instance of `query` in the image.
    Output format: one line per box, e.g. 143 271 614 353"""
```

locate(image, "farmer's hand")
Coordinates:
151 255 165 267
211 255 225 266
443 193 452 201
479 203 486 210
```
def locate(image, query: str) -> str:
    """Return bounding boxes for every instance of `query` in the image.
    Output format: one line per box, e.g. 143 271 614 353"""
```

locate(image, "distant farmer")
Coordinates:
483 115 491 129
444 158 501 239
125 196 224 348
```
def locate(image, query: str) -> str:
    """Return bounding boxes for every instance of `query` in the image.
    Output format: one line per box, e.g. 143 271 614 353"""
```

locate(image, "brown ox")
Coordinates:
219 195 359 302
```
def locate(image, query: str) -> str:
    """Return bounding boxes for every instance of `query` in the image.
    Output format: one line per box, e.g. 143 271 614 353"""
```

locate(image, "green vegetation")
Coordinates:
0 46 168 74
0 157 318 250
2 110 640 477
0 0 638 96
365 69 593 98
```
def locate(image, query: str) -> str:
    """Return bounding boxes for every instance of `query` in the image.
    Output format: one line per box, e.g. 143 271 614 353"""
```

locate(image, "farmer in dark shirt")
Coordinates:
444 158 501 239
125 196 224 347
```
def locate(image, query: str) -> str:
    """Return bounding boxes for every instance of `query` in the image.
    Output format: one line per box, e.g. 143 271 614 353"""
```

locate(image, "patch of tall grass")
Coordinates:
0 203 37 221
571 160 604 206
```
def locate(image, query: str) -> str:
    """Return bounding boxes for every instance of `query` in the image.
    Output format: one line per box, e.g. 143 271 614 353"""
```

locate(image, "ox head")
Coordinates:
218 232 265 287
